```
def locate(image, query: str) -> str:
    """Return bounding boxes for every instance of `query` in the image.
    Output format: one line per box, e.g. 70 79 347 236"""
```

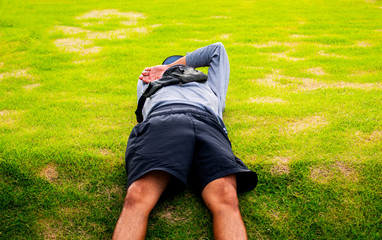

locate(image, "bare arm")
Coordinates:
139 56 186 83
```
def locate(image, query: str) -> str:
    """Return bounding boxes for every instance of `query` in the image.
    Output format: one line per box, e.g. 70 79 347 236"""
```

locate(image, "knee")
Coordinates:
123 182 155 212
204 183 240 213
216 184 240 210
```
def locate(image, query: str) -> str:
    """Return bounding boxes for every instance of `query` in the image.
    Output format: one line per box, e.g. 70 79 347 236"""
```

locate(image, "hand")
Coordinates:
139 65 169 83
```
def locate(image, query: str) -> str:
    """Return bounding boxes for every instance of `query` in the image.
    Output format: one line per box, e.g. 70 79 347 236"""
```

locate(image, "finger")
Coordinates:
141 71 149 76
139 74 150 83
144 67 151 71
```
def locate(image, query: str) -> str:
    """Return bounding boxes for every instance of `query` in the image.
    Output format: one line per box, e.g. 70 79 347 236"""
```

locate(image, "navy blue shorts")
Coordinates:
125 105 258 194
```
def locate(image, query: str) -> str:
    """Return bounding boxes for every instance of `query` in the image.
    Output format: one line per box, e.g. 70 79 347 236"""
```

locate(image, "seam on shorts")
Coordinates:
187 113 197 150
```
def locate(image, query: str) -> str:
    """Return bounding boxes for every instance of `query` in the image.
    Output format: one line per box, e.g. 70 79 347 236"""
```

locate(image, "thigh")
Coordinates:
192 116 244 191
127 170 171 203
125 113 195 189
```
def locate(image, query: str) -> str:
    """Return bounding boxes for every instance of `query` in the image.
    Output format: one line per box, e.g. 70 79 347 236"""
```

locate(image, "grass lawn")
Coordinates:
1 0 381 239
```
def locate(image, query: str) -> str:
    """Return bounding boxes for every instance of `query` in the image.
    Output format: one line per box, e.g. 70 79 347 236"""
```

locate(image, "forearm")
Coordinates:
186 42 227 68
165 42 226 68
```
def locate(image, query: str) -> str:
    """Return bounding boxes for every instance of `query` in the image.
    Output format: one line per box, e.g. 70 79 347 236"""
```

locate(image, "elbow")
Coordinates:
213 42 225 50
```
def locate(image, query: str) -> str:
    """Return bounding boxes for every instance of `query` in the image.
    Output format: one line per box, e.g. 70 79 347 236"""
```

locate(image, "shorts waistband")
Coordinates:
148 104 214 119
148 104 228 135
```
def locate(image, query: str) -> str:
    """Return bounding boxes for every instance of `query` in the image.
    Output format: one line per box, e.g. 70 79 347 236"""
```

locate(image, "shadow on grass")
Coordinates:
0 159 126 239
0 160 62 239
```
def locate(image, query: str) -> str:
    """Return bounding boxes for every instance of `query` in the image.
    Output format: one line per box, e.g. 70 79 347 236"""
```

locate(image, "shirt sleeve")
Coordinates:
186 42 230 112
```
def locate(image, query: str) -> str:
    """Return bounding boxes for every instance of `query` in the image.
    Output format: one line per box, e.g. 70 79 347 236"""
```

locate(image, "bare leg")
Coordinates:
202 174 248 240
112 171 170 240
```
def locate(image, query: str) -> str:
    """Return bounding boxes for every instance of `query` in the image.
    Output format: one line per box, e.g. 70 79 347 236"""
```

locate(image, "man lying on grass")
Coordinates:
113 42 258 240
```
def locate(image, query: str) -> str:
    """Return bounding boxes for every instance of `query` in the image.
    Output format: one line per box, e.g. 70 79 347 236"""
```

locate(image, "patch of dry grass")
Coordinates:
75 9 144 27
23 83 40 90
210 15 231 19
251 41 300 48
75 9 145 20
310 166 333 184
248 97 287 104
0 110 21 128
190 39 209 42
255 70 382 91
39 219 62 240
289 34 312 39
51 9 150 57
53 38 100 55
349 69 379 77
310 161 358 184
254 70 315 89
355 41 373 47
215 34 231 40
368 130 382 142
353 129 382 144
0 110 11 116
39 164 59 182
102 185 125 201
0 69 34 80
156 206 190 224
72 59 96 64
38 218 93 240
269 209 289 223
318 51 349 59
267 51 306 62
86 28 148 40
305 67 326 76
284 115 328 134
99 148 115 156
53 26 90 35
270 157 291 175
120 20 138 26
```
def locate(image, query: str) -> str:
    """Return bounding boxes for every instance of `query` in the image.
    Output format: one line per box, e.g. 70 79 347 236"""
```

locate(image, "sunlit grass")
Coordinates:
1 0 381 239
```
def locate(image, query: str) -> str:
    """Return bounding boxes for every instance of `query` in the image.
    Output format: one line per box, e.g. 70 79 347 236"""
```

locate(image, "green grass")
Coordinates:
1 0 381 239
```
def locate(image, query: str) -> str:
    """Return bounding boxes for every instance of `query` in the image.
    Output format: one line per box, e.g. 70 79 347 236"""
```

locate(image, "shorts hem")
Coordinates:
200 168 258 194
127 167 188 189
